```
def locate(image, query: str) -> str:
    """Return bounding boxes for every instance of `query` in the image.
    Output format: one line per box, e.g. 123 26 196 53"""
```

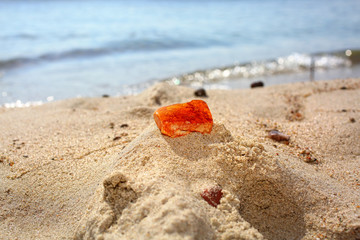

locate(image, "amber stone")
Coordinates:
200 186 223 208
153 100 213 138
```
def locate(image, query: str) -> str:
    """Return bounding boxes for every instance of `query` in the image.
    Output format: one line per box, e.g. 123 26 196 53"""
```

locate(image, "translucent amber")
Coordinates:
153 100 213 138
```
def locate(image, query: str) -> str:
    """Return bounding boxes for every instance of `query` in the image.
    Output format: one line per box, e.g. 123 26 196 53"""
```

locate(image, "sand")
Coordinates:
0 78 359 240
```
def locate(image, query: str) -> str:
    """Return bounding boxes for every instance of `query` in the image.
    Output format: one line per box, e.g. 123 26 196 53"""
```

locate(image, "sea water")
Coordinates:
1 0 360 106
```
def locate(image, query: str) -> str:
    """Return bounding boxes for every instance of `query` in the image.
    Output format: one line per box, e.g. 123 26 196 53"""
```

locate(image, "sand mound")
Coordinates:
75 122 360 240
75 124 269 240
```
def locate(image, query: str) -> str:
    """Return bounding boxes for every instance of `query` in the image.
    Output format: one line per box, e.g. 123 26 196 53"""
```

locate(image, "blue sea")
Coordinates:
1 0 360 107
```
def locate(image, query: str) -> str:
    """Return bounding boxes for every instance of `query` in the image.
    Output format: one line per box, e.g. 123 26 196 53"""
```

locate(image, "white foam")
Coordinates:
3 100 43 108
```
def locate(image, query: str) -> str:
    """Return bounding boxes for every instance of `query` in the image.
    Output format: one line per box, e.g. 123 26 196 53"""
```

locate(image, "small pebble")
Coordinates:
350 118 356 123
113 133 128 141
113 136 121 141
340 86 347 90
251 81 264 88
109 122 115 129
102 94 110 98
268 130 290 142
154 96 161 105
120 124 129 128
304 157 317 163
300 149 317 164
194 88 208 97
200 186 223 208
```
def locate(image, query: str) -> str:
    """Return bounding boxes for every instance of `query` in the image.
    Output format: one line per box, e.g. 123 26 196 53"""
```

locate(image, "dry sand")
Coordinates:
0 78 359 240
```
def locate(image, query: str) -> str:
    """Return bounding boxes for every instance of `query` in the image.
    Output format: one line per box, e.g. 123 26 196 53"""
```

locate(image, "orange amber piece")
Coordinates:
153 100 213 138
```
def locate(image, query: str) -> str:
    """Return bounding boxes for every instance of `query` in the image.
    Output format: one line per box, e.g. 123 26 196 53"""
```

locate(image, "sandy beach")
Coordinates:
0 78 359 240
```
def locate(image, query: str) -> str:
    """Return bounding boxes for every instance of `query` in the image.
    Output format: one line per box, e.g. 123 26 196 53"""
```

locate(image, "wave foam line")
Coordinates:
2 100 43 108
164 52 353 86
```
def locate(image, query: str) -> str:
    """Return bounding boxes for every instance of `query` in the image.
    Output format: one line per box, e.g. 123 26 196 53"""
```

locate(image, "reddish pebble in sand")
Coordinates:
200 186 223 208
153 100 213 138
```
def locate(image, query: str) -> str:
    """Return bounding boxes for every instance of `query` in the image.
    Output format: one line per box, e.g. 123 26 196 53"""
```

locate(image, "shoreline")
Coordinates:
1 49 360 107
1 78 360 239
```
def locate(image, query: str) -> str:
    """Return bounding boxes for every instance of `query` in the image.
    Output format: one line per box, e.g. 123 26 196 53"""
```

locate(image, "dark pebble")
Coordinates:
342 109 347 112
23 155 28 158
113 133 128 141
251 81 264 88
340 86 347 90
268 130 290 142
120 124 129 128
350 118 356 123
102 94 110 98
194 88 208 97
113 136 121 141
109 122 115 129
154 96 161 105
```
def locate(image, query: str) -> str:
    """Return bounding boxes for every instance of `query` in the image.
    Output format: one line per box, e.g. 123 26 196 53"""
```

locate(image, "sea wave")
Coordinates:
163 52 353 86
0 38 213 70
0 33 38 40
